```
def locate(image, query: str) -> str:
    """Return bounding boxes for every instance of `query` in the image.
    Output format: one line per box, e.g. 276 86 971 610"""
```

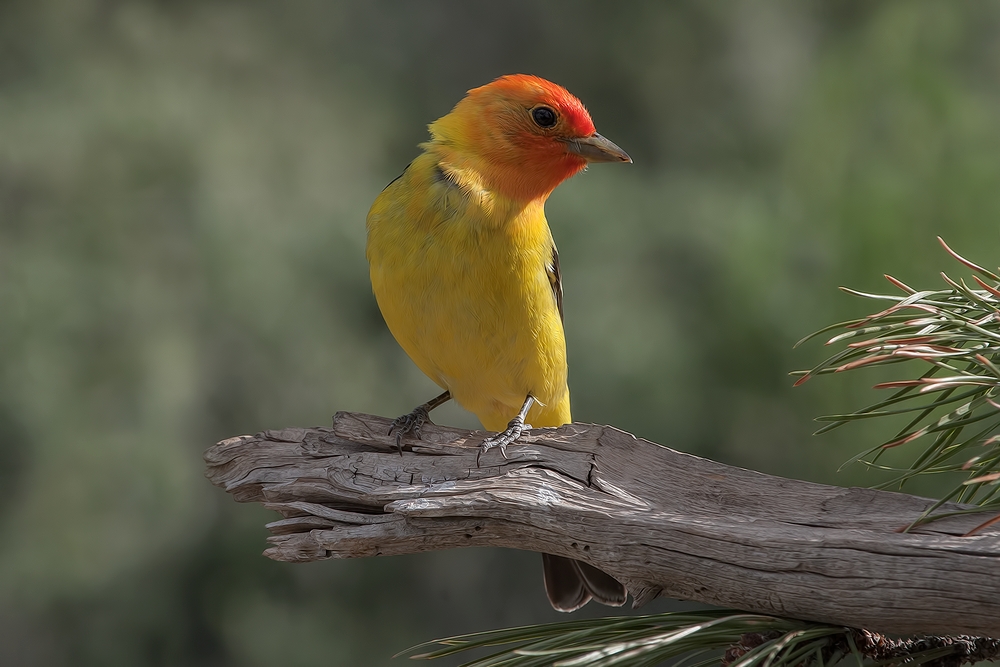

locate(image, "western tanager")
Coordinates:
366 74 631 611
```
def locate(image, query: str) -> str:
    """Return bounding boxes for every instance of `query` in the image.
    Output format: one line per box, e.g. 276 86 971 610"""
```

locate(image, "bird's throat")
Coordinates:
428 142 583 208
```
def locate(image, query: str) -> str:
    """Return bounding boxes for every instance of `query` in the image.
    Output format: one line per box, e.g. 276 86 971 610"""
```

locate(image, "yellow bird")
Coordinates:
366 74 631 611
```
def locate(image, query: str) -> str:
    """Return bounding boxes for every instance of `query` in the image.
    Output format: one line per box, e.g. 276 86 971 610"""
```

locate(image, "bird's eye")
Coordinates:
531 106 557 128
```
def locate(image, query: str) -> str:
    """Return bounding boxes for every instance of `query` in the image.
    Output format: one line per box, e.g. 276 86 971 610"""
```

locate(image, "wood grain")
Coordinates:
205 412 1000 636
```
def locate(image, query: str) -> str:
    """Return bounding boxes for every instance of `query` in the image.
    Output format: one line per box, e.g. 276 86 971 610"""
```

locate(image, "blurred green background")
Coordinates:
3 1 1000 664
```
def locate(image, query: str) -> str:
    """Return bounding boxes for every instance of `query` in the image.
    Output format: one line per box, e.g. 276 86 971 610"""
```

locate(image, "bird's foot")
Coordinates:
477 417 532 466
388 406 432 455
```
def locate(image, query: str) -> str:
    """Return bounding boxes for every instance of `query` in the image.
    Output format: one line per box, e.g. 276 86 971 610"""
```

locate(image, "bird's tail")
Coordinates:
542 553 627 612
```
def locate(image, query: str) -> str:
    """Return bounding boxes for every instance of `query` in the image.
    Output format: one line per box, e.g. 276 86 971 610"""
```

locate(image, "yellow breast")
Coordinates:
366 153 570 431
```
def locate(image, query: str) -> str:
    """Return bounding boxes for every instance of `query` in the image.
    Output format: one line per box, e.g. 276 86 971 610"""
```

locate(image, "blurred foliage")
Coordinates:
1 1 1000 665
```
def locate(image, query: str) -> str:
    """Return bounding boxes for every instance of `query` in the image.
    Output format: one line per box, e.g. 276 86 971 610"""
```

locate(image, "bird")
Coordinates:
365 74 631 611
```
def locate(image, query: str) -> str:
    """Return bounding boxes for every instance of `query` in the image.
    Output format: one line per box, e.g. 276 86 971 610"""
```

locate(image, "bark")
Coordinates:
204 411 1000 636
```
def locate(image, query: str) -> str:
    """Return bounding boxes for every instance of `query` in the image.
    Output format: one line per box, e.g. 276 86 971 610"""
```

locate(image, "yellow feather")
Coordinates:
366 151 571 432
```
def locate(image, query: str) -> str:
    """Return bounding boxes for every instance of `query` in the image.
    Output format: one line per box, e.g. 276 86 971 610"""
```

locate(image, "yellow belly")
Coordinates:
366 157 570 431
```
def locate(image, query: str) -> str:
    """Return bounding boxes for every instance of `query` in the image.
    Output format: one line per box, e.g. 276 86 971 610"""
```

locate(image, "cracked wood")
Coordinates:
204 411 1000 637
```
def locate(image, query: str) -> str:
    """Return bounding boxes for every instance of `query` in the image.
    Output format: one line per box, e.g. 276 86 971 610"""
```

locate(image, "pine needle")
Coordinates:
797 239 1000 520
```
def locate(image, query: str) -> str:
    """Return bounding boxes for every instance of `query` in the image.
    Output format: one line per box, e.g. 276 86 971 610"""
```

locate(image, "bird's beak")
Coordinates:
565 133 632 163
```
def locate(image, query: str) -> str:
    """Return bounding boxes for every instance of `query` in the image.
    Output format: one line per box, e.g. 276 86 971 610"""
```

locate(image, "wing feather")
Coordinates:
547 245 564 323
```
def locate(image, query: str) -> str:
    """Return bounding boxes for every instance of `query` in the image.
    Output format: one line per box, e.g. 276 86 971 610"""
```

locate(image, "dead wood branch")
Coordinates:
205 412 1000 636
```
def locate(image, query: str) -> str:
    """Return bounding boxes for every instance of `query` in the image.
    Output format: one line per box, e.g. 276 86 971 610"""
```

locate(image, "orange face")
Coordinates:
430 74 630 201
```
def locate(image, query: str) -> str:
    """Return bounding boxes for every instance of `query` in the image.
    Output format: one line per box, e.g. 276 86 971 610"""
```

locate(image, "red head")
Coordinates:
426 74 630 202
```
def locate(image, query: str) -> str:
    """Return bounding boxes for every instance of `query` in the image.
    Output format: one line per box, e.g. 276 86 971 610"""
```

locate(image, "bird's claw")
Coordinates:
477 419 531 466
388 406 432 455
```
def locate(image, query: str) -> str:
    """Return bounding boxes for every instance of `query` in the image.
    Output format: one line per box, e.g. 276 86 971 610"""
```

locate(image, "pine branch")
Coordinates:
403 613 1000 667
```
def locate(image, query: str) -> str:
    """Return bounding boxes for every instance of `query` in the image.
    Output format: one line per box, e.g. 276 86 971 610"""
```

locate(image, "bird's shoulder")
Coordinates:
368 153 473 226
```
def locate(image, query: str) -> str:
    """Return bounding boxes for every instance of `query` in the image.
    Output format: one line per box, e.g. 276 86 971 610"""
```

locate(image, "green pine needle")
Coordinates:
400 612 817 667
796 238 1000 529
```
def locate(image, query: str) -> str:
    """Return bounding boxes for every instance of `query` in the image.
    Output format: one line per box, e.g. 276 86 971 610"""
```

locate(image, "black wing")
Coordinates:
547 244 564 324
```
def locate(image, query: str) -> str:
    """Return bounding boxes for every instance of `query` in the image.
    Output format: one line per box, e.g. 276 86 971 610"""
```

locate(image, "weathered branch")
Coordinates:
205 412 1000 637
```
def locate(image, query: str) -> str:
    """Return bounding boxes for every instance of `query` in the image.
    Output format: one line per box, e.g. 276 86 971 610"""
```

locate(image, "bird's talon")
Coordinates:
389 406 432 455
477 416 528 466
